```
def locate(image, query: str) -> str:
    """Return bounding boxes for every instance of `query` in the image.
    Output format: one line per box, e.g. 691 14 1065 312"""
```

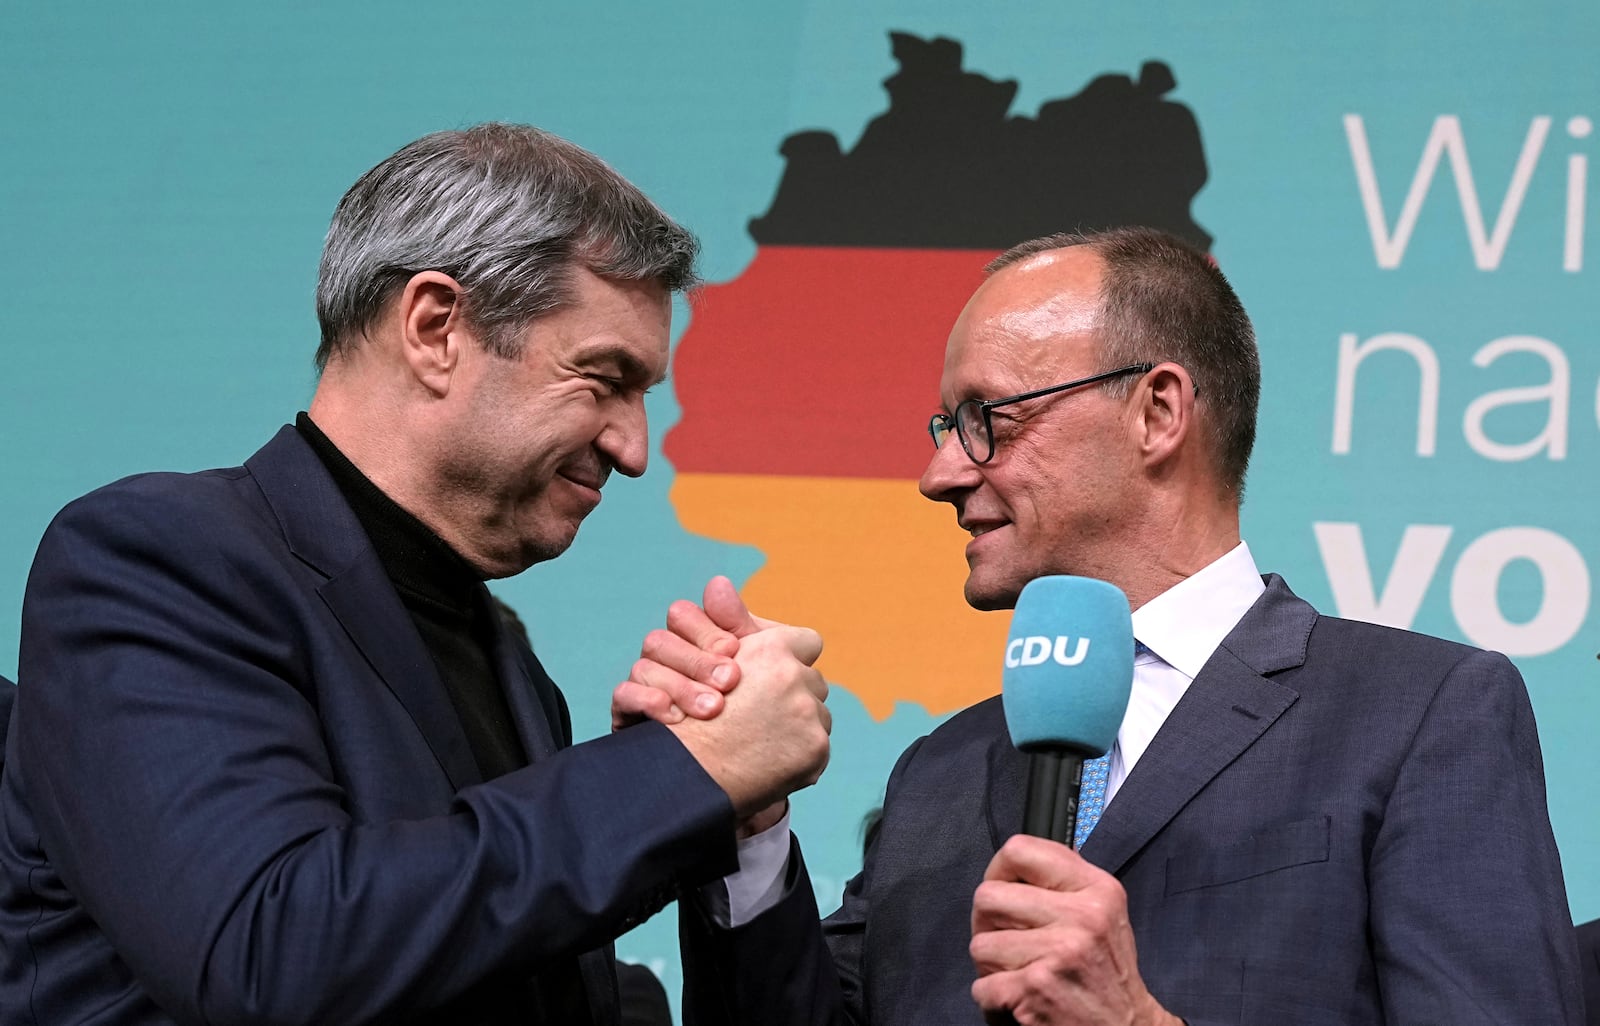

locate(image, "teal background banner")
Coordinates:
4 1 1596 1008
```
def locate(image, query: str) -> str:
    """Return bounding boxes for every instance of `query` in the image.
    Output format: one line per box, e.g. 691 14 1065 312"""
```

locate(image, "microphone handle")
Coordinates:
1005 751 1088 1026
1020 749 1085 845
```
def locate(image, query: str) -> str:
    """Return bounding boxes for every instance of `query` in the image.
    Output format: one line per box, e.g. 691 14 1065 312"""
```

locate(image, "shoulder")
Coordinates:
892 695 1005 772
1230 576 1533 749
1255 574 1524 693
925 694 1004 743
1311 613 1504 678
1301 610 1524 700
1308 611 1483 665
1284 623 1541 790
28 462 289 607
41 463 267 553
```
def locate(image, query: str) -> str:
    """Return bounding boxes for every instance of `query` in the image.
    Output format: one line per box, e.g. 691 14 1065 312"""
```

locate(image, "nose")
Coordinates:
599 395 650 479
919 429 981 504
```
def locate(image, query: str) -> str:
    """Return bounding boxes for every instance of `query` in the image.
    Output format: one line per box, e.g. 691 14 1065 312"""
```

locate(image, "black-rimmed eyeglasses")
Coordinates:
927 363 1155 464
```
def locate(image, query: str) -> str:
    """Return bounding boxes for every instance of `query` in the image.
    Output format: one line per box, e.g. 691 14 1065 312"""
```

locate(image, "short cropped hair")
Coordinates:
314 123 699 369
988 227 1259 500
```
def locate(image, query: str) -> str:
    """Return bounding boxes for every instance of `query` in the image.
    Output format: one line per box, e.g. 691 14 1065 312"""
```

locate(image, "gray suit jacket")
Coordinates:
683 575 1583 1025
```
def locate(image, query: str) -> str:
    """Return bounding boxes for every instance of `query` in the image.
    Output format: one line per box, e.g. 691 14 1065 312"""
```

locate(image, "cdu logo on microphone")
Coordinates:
1001 576 1135 755
1004 635 1091 667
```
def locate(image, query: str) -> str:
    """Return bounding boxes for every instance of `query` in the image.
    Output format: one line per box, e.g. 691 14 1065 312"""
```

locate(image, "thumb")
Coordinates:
703 575 763 637
773 625 824 667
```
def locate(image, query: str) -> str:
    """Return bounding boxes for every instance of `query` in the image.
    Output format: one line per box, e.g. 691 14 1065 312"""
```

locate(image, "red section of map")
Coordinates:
664 245 997 479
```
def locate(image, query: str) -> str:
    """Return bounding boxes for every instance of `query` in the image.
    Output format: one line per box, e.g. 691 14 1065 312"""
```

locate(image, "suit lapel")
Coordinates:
1079 649 1297 874
1080 575 1312 875
484 594 619 1020
318 561 482 790
984 576 1316 872
485 597 561 762
985 704 1029 851
245 426 481 791
247 427 615 1020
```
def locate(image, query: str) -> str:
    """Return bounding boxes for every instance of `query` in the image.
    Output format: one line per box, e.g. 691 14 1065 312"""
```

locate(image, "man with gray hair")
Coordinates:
0 123 830 1025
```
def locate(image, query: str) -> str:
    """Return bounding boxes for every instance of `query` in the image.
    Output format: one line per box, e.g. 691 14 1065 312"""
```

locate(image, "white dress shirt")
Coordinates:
1110 541 1264 802
718 542 1266 926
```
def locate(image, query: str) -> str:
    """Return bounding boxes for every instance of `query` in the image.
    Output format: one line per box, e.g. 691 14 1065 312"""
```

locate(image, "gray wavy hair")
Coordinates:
314 123 699 369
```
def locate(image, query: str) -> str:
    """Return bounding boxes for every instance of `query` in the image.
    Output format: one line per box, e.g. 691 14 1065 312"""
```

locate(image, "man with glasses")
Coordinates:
621 226 1581 1024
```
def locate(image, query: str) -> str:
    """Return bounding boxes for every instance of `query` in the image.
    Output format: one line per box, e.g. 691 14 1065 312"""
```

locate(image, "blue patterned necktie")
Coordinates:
1075 640 1148 848
1074 753 1110 848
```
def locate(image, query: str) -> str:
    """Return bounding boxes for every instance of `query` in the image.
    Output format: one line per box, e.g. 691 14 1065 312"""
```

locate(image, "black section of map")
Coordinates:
749 33 1212 251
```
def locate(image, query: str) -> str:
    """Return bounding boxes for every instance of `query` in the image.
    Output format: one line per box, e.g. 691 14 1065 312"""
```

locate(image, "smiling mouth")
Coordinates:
963 522 1006 538
557 473 606 505
558 461 611 493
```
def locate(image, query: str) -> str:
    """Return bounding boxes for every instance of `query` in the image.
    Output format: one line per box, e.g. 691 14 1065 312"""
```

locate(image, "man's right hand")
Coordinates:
612 577 830 821
667 623 831 818
611 576 767 729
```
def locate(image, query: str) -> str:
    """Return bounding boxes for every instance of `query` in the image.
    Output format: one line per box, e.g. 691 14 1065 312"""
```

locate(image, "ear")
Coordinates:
1133 362 1197 468
395 271 468 397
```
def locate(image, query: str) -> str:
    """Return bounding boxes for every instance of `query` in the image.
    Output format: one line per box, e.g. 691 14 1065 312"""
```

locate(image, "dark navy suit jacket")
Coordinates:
683 576 1583 1025
0 677 12 770
0 427 736 1024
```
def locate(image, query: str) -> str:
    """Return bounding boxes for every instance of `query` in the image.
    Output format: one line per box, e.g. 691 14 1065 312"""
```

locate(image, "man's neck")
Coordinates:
307 372 466 568
1118 497 1242 612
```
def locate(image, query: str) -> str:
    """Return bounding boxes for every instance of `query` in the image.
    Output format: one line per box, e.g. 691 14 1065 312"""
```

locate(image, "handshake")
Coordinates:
611 576 831 834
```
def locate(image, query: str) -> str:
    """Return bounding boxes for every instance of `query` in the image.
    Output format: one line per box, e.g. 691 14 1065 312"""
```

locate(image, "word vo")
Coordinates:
1314 523 1589 656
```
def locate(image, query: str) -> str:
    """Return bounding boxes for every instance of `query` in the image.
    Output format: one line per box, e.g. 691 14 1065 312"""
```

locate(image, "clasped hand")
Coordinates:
612 576 829 828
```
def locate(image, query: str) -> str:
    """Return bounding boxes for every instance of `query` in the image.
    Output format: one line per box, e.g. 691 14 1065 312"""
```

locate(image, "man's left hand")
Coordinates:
970 835 1182 1026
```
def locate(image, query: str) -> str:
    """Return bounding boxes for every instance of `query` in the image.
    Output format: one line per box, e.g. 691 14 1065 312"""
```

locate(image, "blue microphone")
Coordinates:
1001 576 1134 846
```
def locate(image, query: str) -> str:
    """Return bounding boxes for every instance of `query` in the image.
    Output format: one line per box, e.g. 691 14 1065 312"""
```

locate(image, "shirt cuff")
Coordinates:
707 807 793 928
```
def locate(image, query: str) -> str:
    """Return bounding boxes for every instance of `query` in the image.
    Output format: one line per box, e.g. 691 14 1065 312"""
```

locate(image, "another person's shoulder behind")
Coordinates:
1578 917 1600 1026
0 674 14 768
1581 915 1600 952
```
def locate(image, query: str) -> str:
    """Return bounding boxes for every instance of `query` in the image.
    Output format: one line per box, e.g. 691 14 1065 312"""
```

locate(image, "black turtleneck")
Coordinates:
295 413 526 782
295 415 594 1025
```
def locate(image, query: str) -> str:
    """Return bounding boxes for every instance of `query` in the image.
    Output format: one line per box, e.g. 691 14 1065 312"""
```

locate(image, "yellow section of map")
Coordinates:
671 472 1009 720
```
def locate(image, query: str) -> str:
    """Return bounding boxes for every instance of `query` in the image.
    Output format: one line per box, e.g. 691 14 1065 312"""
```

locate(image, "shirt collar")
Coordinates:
1130 542 1264 680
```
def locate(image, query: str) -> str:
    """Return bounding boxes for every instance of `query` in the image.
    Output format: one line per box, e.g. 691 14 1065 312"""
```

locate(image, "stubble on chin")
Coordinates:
963 573 1022 613
501 513 585 578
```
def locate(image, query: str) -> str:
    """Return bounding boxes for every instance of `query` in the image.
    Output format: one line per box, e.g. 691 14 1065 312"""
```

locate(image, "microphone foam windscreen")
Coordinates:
1001 576 1134 755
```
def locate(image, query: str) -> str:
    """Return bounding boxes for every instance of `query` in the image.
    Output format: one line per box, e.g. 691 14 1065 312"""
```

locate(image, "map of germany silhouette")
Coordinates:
749 32 1211 251
666 32 1213 718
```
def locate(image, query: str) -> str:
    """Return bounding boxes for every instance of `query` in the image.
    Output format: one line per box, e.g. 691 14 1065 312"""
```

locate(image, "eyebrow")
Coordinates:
583 344 667 389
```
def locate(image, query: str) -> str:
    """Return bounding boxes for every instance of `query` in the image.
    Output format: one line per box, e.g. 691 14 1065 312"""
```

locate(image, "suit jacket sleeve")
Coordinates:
1363 647 1582 1025
679 737 933 1026
16 484 738 1025
679 834 853 1026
